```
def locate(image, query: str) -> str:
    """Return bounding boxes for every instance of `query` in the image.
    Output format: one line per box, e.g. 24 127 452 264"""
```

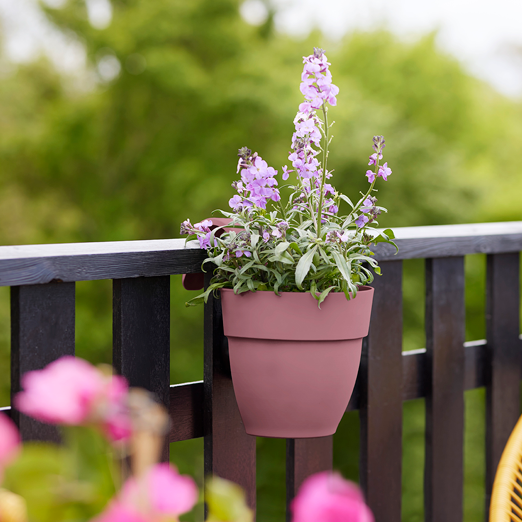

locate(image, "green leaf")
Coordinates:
339 194 354 208
239 260 255 274
331 250 352 285
318 286 337 308
274 241 290 257
288 242 302 255
295 245 318 289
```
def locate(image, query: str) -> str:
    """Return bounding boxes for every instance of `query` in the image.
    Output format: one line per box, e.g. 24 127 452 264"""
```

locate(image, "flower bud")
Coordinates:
238 147 252 160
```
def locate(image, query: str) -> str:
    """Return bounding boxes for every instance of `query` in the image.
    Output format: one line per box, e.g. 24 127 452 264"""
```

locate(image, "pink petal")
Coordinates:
148 464 198 515
15 356 102 425
291 472 374 522
92 501 148 522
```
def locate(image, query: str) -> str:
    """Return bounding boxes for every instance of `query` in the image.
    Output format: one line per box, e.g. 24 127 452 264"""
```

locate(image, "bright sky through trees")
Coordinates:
2 0 522 96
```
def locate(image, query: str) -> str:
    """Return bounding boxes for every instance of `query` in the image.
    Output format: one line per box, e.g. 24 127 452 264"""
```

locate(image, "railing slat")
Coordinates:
485 253 521 517
425 257 465 522
113 276 171 461
359 260 403 522
203 275 256 515
11 282 75 442
169 382 204 442
285 437 333 521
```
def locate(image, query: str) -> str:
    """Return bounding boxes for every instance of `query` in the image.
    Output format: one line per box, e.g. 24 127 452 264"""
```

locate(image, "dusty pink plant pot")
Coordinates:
220 286 374 438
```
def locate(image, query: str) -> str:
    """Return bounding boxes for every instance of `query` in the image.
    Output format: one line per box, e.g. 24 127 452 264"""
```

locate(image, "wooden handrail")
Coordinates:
0 221 520 286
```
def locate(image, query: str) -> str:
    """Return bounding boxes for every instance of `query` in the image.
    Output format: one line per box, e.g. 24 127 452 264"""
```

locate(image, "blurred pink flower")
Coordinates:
291 472 374 522
93 504 147 522
0 412 21 477
14 356 131 442
94 464 198 522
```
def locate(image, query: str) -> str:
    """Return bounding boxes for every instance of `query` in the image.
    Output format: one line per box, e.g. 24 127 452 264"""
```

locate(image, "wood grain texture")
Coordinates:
0 222 520 286
203 273 256 515
373 221 522 261
424 257 465 522
286 437 333 522
113 277 171 461
359 261 403 522
485 253 521 517
169 381 204 442
0 239 205 287
11 283 75 442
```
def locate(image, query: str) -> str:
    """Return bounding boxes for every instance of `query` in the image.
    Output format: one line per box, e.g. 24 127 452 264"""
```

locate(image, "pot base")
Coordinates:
228 337 362 438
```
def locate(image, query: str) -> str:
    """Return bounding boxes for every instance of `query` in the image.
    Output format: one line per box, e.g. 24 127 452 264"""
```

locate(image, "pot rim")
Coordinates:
220 285 374 341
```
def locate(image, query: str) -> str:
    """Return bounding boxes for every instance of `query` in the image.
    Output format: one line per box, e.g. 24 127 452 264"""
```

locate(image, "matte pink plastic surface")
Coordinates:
220 287 374 438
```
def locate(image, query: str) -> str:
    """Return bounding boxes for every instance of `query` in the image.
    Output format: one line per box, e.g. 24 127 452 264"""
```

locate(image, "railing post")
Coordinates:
424 257 465 522
11 282 75 442
286 437 333 521
485 253 521 517
113 276 171 461
203 273 256 515
359 260 403 522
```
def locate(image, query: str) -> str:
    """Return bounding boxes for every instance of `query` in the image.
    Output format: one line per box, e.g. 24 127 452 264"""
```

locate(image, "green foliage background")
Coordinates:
0 0 521 520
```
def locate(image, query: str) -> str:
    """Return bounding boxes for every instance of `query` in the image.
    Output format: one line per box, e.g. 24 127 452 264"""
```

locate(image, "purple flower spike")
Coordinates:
378 162 392 181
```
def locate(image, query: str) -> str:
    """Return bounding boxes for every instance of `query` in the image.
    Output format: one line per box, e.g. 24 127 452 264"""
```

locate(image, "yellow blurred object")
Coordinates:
127 389 170 478
490 416 522 521
0 489 28 522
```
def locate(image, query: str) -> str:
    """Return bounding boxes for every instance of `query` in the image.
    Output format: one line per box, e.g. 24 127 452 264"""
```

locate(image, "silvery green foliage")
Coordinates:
181 49 397 307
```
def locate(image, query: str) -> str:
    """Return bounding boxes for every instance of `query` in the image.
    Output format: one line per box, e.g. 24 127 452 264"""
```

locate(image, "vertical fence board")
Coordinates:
11 283 75 442
425 257 465 522
359 260 403 522
113 276 170 460
485 253 521 517
203 275 256 515
286 437 333 521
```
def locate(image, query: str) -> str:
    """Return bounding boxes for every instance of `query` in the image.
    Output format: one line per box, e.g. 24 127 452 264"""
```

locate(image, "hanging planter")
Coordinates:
180 47 397 439
220 287 374 438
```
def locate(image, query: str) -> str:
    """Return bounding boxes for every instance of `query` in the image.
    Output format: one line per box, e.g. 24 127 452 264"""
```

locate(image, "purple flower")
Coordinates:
229 194 243 211
282 165 292 181
368 153 383 166
361 198 374 213
365 170 376 183
194 219 212 233
328 204 339 214
180 219 192 235
198 232 212 250
324 184 335 195
263 231 270 243
278 221 289 232
272 229 283 239
378 162 392 181
355 215 369 228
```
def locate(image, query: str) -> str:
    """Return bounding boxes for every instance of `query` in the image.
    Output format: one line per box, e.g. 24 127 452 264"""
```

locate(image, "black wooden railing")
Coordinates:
1 222 522 522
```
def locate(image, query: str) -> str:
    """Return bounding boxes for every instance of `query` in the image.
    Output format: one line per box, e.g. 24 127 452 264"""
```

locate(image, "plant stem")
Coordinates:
317 101 329 238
